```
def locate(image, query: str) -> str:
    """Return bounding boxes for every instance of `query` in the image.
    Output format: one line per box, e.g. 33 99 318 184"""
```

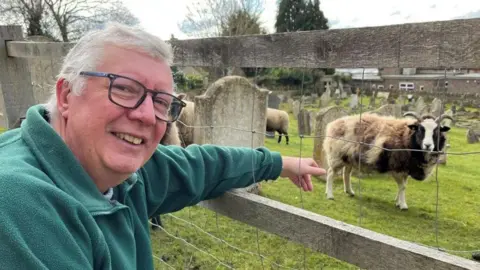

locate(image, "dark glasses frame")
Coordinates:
79 71 186 123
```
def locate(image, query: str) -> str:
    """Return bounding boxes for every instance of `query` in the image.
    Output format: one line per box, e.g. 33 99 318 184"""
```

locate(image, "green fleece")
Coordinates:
0 105 283 270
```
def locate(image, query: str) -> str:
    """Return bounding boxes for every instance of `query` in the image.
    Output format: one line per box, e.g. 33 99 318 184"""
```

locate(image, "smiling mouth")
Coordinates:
112 132 144 145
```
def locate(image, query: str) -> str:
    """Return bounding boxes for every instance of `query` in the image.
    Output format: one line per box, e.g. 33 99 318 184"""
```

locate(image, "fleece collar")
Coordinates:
21 104 137 214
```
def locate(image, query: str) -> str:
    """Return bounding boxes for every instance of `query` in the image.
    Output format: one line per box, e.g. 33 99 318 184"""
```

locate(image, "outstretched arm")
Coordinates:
140 144 325 217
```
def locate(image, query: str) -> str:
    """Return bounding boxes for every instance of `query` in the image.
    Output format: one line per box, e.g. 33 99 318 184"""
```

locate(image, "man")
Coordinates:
0 23 325 269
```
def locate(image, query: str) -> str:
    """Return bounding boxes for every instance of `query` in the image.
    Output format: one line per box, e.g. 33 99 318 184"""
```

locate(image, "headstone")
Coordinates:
320 91 331 107
193 76 270 193
466 129 479 144
287 98 294 112
415 96 426 115
297 109 311 135
349 94 359 110
268 93 281 109
451 105 457 114
313 106 348 180
431 98 443 117
292 100 301 119
309 111 316 134
372 104 403 118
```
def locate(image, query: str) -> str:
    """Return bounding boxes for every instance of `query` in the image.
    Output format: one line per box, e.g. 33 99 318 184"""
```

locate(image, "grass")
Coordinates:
150 100 480 269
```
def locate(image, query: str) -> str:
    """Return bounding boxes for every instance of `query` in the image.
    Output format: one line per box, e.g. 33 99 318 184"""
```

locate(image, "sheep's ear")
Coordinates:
408 123 418 131
440 126 450 132
177 93 187 100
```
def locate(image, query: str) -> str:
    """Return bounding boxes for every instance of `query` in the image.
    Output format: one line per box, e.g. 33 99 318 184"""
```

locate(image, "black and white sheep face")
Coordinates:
409 119 450 152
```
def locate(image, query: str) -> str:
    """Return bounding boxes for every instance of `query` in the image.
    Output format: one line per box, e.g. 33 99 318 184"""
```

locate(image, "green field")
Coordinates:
151 101 480 269
2 100 479 270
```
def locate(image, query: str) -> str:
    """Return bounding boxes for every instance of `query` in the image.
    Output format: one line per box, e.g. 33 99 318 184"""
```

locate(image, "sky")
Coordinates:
122 0 480 41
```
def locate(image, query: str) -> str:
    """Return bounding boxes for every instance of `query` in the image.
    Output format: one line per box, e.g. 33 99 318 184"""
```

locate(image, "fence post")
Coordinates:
0 25 36 129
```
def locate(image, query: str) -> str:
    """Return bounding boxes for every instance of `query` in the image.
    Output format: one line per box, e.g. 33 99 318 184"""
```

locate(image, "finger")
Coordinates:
305 175 313 191
304 165 326 176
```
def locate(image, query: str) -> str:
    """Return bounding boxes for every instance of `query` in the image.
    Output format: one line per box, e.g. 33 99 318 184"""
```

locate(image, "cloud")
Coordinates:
120 0 480 40
453 10 480 19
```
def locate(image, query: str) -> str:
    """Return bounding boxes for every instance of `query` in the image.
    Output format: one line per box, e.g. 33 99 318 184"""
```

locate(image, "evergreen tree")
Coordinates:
221 10 267 36
275 0 329 32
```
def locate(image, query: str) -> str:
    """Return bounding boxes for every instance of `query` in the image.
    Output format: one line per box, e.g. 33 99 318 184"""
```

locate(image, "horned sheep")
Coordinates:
266 108 290 145
323 111 453 210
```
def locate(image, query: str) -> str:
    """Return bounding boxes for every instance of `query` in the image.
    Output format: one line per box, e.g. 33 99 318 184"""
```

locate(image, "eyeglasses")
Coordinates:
79 71 186 123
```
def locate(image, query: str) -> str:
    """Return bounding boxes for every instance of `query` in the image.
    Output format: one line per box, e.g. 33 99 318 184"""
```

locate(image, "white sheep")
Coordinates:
176 93 195 147
266 108 290 145
323 111 452 210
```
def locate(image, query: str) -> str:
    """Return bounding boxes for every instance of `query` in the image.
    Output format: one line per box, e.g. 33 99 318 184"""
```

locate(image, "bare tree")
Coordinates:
0 0 140 42
179 0 265 37
0 0 55 38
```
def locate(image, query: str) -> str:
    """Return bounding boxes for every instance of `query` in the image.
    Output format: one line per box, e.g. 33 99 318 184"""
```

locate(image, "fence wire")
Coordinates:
6 26 480 269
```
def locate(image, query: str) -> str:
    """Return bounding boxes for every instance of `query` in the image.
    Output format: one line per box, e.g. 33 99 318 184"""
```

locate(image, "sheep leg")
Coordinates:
285 134 289 145
326 161 343 200
392 172 408 210
343 165 355 196
277 133 282 144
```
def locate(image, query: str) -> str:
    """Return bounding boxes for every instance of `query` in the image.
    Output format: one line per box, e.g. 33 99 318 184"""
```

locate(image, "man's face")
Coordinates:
60 45 173 182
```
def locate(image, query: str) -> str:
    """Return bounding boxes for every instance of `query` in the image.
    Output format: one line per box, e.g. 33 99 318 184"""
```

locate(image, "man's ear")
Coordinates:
56 78 72 118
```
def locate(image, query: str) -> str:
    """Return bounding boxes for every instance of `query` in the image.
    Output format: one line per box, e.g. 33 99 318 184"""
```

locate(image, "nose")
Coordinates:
424 143 432 150
127 95 156 125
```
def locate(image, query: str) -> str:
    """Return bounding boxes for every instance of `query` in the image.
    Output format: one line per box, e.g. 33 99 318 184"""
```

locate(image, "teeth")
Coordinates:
114 133 143 145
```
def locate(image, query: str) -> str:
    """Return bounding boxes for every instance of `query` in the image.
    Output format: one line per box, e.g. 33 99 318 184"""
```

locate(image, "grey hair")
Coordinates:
43 22 174 119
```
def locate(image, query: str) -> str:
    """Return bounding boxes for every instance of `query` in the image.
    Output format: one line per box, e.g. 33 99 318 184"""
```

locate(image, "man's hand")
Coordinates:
280 157 326 192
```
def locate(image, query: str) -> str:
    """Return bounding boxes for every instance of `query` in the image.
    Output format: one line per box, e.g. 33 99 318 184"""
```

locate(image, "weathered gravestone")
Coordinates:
430 98 444 117
297 109 311 135
287 98 294 113
320 88 331 107
266 92 281 138
268 93 281 109
313 106 348 181
349 93 359 111
466 129 479 144
372 104 403 118
292 100 301 120
193 76 270 193
415 96 427 115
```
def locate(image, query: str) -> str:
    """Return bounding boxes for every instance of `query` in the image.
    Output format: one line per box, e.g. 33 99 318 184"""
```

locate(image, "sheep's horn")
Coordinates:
403 111 420 121
421 114 435 121
435 114 454 124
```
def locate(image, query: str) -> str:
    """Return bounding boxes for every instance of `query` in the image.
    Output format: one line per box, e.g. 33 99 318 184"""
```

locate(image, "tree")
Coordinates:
0 0 54 38
275 0 328 32
0 0 140 42
179 0 265 38
274 0 332 94
221 9 267 36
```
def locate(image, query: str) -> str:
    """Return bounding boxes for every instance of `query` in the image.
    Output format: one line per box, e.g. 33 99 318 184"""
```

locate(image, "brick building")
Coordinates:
350 68 480 94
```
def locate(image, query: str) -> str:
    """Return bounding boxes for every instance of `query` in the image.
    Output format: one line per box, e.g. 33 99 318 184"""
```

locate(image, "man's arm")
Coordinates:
0 174 110 270
139 144 283 216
